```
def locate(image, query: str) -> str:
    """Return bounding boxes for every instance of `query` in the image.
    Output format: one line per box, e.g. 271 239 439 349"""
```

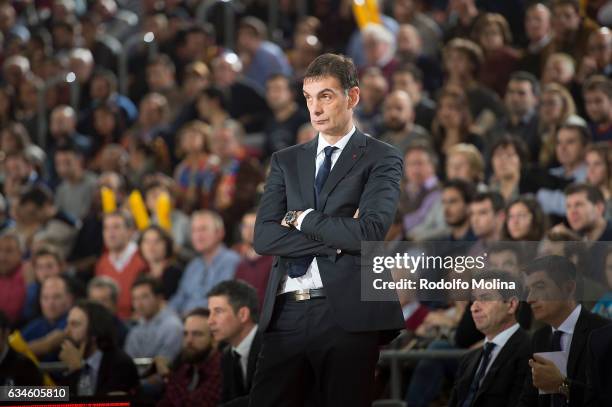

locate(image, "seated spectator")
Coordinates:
145 55 183 119
394 24 443 95
431 88 484 165
138 225 183 300
449 271 530 407
354 68 389 134
236 17 292 91
541 53 578 95
503 196 548 242
373 90 430 152
440 179 477 242
87 276 128 348
0 310 43 385
173 121 218 214
583 75 612 141
233 210 273 309
209 120 265 244
577 27 612 81
469 191 506 255
551 0 600 65
390 141 445 241
585 143 612 219
473 13 521 96
58 300 139 397
360 23 399 84
125 276 182 360
46 104 94 186
207 280 261 407
0 232 26 324
445 144 485 186
519 256 609 407
13 184 79 259
3 151 44 207
210 52 270 133
519 3 554 77
22 245 65 322
442 39 505 129
54 141 98 220
537 118 590 215
537 83 577 168
156 307 222 407
169 211 240 316
392 64 437 131
23 275 76 362
263 74 309 157
493 72 541 161
95 211 147 319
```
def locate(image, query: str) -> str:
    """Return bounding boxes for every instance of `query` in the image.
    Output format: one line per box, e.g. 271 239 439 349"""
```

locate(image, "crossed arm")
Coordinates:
254 149 402 257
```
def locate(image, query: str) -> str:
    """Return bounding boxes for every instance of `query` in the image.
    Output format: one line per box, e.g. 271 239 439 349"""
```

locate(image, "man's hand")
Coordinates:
529 355 564 393
59 340 85 372
154 356 170 377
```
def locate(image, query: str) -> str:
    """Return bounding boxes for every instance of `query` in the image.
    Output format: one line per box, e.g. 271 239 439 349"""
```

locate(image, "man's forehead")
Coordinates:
303 75 343 92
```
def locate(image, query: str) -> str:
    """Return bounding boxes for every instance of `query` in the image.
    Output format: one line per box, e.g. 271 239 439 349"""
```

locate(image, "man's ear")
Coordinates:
348 86 360 109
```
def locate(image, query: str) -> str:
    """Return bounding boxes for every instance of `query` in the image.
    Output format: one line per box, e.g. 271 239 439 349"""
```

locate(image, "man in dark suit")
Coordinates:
585 324 612 407
251 53 404 406
207 280 261 407
58 300 139 398
449 270 531 407
518 255 610 407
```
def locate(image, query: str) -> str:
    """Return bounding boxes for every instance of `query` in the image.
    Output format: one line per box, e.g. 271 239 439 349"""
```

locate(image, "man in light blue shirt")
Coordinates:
169 210 240 316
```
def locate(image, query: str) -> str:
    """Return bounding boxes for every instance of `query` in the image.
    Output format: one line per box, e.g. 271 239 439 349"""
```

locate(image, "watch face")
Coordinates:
285 212 295 223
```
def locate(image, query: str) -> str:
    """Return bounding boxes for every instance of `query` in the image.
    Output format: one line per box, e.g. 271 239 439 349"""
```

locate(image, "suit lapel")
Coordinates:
476 329 523 399
246 332 262 389
567 308 589 377
298 139 317 209
317 130 367 211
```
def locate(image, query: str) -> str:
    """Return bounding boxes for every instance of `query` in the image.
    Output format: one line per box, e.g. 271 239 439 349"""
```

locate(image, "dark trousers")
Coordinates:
248 295 380 407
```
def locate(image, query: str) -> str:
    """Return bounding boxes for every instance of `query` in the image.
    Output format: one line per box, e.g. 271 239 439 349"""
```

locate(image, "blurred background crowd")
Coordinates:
0 0 612 405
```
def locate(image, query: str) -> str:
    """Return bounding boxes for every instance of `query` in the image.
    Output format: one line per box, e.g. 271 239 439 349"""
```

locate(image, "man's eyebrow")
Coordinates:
303 88 338 96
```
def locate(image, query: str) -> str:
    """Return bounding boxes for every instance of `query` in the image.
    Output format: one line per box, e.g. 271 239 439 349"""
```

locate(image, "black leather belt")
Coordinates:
281 288 326 301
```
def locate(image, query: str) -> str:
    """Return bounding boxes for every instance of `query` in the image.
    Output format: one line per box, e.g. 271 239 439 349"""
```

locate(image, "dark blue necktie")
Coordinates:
287 146 338 278
550 330 565 407
461 342 496 407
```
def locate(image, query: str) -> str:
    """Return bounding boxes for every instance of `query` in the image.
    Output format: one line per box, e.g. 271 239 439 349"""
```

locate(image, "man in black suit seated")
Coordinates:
449 270 531 407
207 280 261 407
58 300 139 398
585 323 612 407
518 255 610 407
0 311 43 385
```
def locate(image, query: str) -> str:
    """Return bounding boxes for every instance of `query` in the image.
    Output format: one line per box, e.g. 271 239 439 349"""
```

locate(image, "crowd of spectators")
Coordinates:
0 0 612 405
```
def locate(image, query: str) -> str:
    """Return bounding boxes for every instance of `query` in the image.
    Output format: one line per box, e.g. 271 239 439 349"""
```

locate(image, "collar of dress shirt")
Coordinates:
233 324 258 359
316 125 356 157
554 304 582 334
109 240 138 271
485 322 520 349
85 349 103 372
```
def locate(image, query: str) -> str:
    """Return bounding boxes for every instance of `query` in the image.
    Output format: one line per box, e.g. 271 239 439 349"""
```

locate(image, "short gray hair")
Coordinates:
88 276 120 305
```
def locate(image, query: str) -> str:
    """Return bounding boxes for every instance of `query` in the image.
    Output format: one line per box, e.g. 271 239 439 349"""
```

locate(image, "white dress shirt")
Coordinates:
479 323 521 382
552 304 582 352
233 324 258 381
280 126 356 294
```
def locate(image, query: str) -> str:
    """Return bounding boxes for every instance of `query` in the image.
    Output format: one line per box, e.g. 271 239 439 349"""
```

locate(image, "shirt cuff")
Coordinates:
296 209 314 231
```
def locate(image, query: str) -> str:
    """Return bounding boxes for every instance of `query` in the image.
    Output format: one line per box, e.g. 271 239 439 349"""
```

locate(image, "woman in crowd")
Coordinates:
445 143 486 188
538 83 577 168
472 13 521 97
585 142 612 219
431 87 483 166
138 225 182 301
503 195 549 241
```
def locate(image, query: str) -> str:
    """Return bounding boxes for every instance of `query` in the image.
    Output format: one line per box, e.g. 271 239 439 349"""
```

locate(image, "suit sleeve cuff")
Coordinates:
296 208 314 231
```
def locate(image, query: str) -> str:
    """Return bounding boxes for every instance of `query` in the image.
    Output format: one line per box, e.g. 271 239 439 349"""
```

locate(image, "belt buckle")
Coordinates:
294 289 311 301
